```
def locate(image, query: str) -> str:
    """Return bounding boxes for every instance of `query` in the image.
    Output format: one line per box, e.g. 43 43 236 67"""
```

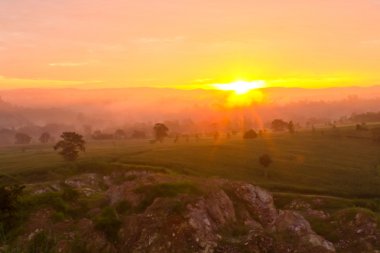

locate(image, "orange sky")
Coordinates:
1 0 380 89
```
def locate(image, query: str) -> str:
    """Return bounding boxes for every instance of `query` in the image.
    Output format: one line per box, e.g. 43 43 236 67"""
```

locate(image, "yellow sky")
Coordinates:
1 0 380 89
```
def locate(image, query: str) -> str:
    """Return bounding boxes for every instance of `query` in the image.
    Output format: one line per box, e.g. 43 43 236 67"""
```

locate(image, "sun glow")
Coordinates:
213 80 266 95
211 80 267 108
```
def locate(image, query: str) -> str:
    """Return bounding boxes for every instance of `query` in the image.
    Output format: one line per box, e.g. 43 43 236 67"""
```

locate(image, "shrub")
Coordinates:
243 129 258 139
23 192 68 213
0 185 24 231
94 207 122 243
61 185 80 202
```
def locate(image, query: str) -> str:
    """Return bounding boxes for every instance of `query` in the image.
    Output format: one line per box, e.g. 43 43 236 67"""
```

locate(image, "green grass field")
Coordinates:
1 129 380 199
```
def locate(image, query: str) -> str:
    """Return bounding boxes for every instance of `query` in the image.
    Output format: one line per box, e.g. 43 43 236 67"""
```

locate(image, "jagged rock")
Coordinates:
275 210 335 252
64 173 104 196
9 171 355 253
186 190 236 252
233 183 278 226
286 199 330 220
334 209 380 252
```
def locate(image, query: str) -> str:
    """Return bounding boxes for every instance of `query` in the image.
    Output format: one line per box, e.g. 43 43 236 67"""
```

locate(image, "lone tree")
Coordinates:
153 123 169 143
54 132 86 161
39 132 51 144
243 129 258 139
259 154 273 178
271 119 289 132
14 133 32 145
288 121 295 134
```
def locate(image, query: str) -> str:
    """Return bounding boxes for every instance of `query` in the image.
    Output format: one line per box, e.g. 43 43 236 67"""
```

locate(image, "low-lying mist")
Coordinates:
1 86 380 144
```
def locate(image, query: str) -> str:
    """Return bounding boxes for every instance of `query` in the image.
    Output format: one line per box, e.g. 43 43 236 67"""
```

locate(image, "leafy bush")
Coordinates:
94 207 122 243
61 184 80 202
24 192 68 212
243 129 258 139
0 185 24 231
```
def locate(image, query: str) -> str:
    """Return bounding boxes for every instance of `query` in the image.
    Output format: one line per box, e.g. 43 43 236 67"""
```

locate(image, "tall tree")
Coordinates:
54 132 86 161
271 119 289 132
288 121 295 134
153 123 169 143
259 154 273 178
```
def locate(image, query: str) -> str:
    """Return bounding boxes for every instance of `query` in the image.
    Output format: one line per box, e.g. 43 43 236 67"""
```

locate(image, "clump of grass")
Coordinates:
51 211 65 222
22 192 68 213
308 216 339 242
60 184 80 202
352 198 380 212
134 182 201 212
27 231 56 253
94 207 122 243
333 207 376 222
21 186 90 222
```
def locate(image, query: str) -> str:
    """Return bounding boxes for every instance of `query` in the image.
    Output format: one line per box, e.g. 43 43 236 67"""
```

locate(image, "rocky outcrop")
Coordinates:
233 183 278 226
274 210 335 252
13 171 342 252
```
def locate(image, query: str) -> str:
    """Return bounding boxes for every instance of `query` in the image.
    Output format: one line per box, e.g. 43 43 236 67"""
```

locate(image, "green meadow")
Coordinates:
1 129 379 199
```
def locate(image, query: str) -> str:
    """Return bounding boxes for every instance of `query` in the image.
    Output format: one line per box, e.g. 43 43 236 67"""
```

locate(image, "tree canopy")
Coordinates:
153 123 169 142
54 132 86 161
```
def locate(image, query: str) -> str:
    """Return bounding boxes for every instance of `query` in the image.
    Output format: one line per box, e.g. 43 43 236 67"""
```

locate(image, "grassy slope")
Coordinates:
1 130 380 198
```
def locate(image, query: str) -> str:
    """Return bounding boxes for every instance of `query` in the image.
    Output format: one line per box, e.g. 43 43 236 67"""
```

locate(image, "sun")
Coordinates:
213 80 266 94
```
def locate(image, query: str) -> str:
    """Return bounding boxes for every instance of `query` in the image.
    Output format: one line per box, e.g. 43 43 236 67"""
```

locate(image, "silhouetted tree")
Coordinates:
259 154 273 178
243 129 258 139
271 119 288 132
39 132 51 144
153 123 169 143
54 132 86 161
14 133 32 145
